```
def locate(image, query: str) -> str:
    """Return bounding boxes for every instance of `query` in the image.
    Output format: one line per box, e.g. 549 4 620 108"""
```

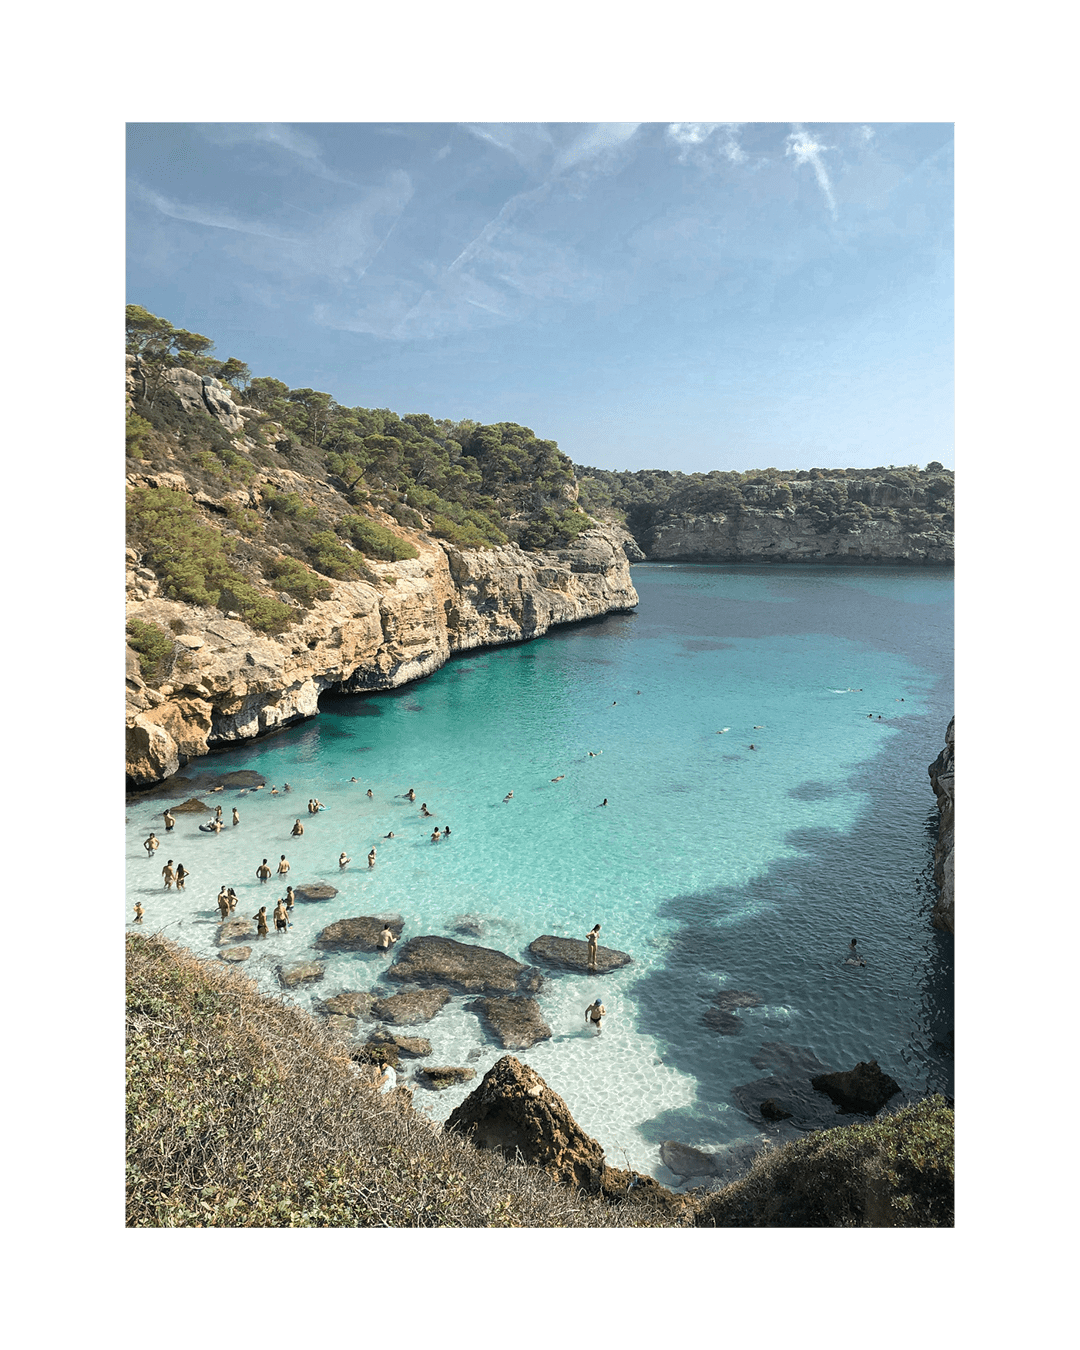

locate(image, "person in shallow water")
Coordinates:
253 906 269 937
846 938 866 966
277 855 290 877
284 886 294 912
585 998 606 1033
378 924 397 951
431 827 441 842
368 848 377 867
586 924 600 970
292 819 304 836
133 902 144 924
175 863 189 890
257 859 271 881
162 810 175 832
227 888 238 913
273 899 290 933
366 789 373 799
405 789 415 801
161 860 175 890
339 851 350 868
144 833 159 857
232 808 239 825
217 889 230 920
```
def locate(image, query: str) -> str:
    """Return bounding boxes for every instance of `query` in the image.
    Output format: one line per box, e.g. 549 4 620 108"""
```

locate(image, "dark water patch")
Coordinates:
681 638 736 652
788 780 841 801
318 694 383 717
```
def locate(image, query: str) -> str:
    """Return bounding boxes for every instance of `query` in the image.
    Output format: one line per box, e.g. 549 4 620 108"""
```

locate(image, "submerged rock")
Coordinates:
292 882 340 904
277 961 326 989
387 936 543 995
215 918 254 946
367 1027 433 1059
170 797 209 814
317 990 376 1019
314 915 404 950
421 1066 477 1091
218 946 251 963
323 1015 357 1038
732 1042 841 1130
702 991 763 1035
660 1140 719 1180
450 914 486 938
760 1098 793 1122
371 987 450 1025
811 1061 901 1116
702 1008 744 1035
473 995 553 1049
216 770 266 788
527 934 632 973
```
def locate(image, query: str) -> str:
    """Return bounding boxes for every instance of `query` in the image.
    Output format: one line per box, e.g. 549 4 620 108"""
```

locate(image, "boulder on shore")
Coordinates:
314 915 404 950
811 1060 901 1116
387 936 543 995
420 1066 476 1091
527 934 633 973
292 882 340 904
472 995 552 1049
371 987 450 1025
277 961 326 989
317 990 377 1019
215 918 254 946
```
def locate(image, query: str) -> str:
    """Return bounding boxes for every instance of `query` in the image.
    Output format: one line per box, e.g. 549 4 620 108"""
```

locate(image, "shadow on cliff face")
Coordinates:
624 730 954 1158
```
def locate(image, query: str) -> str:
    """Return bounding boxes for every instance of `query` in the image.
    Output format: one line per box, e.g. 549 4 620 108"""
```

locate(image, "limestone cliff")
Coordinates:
126 519 638 787
928 718 955 933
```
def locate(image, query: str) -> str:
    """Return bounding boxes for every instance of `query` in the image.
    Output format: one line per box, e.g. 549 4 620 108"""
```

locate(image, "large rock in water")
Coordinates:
702 990 762 1035
215 919 254 946
170 797 209 814
472 996 552 1049
371 988 450 1025
811 1060 901 1115
218 946 251 963
446 1055 607 1190
317 990 377 1019
527 934 632 973
367 1027 433 1059
277 961 326 989
314 915 404 950
421 1066 476 1091
387 936 543 994
660 1140 719 1180
292 882 340 904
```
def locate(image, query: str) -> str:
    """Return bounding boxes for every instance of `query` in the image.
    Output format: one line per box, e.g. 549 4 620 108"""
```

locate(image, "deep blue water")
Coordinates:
126 563 953 1181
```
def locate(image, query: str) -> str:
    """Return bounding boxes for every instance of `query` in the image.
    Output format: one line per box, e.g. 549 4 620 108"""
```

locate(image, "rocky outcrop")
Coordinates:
928 718 955 933
314 916 404 951
218 946 251 963
811 1061 902 1116
126 505 639 787
526 935 633 974
292 883 339 904
277 961 326 989
472 996 552 1050
366 1028 433 1059
387 937 543 995
215 919 253 946
421 1066 476 1090
371 988 450 1026
317 990 377 1019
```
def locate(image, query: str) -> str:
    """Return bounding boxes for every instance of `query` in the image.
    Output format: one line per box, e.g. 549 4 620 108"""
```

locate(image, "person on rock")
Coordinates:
256 859 272 882
161 860 176 890
586 924 601 971
144 832 160 857
273 898 290 934
253 905 269 938
277 855 290 878
585 998 606 1034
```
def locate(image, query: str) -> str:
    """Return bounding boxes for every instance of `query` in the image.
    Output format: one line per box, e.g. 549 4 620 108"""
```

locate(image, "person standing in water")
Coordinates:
175 863 189 890
339 851 351 869
217 889 230 920
253 906 269 938
378 924 397 951
585 924 601 971
256 859 272 882
161 860 175 890
133 902 144 924
162 810 175 832
144 833 159 857
585 998 606 1033
366 789 373 799
368 848 377 868
232 808 239 825
284 886 295 912
273 898 290 934
227 888 238 913
291 819 304 836
277 855 290 878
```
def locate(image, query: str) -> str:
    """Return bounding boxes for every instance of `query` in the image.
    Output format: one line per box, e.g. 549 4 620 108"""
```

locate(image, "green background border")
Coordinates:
12 2 1069 1339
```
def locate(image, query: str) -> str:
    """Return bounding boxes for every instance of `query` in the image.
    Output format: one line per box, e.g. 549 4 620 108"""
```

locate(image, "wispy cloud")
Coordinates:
785 124 837 218
199 123 355 185
132 184 298 240
667 122 747 166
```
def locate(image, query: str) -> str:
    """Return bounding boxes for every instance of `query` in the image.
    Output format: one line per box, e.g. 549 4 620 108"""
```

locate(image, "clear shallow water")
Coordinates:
126 564 954 1183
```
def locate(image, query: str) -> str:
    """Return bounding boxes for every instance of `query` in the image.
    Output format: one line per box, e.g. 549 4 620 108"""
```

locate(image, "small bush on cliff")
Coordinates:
126 618 174 680
338 515 419 561
125 934 672 1228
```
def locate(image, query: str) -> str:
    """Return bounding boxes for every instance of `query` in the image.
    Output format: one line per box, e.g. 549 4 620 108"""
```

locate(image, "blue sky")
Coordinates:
127 121 952 473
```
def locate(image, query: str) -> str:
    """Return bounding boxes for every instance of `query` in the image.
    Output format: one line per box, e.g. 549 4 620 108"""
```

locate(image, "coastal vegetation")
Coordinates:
126 933 953 1228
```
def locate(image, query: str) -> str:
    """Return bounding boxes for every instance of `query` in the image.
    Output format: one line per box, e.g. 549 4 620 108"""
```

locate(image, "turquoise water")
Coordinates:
126 563 954 1182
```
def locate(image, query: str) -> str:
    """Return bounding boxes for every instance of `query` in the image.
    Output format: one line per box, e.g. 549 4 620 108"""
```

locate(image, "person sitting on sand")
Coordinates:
378 924 397 951
144 833 159 857
339 851 351 868
368 848 377 868
256 859 272 881
277 855 290 877
291 819 304 836
162 811 175 832
134 902 144 924
175 863 189 890
273 899 290 934
585 998 606 1033
162 860 175 890
253 906 269 937
586 924 600 971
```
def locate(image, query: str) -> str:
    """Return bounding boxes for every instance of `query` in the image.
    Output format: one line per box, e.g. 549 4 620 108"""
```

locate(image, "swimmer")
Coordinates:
133 902 144 924
277 855 290 877
586 924 600 971
443 826 451 837
291 819 304 836
636 691 641 695
284 886 295 911
211 786 224 793
270 787 278 796
551 775 565 782
350 777 358 783
232 808 239 825
315 800 325 811
589 751 597 756
612 701 617 706
503 792 513 803
749 744 755 750
368 848 377 868
421 804 433 817
283 783 291 792
162 810 175 831
431 828 441 842
384 832 395 839
214 805 223 820
600 799 608 807
144 833 159 857
162 860 175 889
846 938 866 966
717 728 730 734
273 898 290 933
366 789 373 799
227 887 238 913
754 726 763 730
253 905 269 938
256 859 272 881
406 789 415 801
377 924 397 951
585 998 606 1033
175 863 189 890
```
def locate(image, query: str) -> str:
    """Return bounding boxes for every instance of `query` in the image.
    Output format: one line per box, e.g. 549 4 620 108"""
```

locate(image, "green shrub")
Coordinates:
339 515 419 561
126 618 174 680
518 506 592 551
264 555 330 606
126 411 154 459
307 529 362 579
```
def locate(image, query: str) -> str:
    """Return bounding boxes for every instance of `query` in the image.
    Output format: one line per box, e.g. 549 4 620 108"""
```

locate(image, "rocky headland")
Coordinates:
928 717 955 933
